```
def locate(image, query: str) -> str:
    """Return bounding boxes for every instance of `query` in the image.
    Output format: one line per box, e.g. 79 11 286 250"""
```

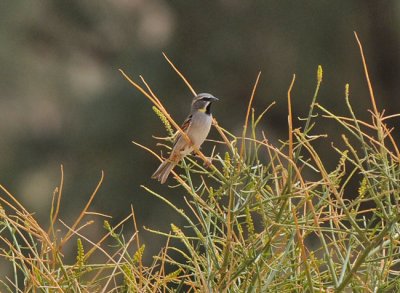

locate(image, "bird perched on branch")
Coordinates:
152 93 218 184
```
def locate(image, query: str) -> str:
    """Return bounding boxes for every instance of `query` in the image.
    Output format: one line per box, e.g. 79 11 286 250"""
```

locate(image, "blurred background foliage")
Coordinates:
1 0 400 270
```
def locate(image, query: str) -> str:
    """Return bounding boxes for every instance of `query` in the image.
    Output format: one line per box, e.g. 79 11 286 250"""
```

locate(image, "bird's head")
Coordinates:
191 93 219 114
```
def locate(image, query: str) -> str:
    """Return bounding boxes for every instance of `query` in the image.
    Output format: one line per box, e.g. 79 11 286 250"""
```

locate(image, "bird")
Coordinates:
152 93 219 184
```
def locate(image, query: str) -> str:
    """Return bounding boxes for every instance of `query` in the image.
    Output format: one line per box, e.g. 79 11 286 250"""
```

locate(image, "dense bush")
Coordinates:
1 41 399 292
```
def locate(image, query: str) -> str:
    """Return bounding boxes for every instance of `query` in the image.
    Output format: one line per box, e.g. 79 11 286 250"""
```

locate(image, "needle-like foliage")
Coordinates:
0 34 399 292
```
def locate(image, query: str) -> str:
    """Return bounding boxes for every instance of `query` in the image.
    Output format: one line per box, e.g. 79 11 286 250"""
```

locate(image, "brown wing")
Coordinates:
180 114 192 132
172 114 192 147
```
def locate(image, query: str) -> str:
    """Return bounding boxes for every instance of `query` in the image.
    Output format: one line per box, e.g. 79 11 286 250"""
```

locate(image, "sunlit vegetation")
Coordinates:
1 35 399 292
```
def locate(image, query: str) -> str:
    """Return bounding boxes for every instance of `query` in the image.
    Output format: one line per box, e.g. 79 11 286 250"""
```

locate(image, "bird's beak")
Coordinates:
211 96 219 101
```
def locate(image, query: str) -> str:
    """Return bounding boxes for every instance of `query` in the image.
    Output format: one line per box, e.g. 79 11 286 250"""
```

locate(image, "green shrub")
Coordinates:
1 37 399 292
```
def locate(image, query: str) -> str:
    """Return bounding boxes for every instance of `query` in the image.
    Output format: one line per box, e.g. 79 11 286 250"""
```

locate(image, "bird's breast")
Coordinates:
186 113 212 148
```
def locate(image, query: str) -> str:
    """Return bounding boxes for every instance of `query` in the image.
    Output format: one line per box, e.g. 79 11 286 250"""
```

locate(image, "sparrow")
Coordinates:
152 93 219 184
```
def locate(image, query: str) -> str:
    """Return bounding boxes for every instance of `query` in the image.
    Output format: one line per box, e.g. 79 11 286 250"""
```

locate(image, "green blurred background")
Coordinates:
1 0 400 272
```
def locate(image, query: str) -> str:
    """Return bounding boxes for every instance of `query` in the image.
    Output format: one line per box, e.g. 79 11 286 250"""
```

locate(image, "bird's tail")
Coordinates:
151 160 177 184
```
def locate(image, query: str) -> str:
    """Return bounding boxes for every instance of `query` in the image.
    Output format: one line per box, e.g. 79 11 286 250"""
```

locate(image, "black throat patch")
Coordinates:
205 103 211 115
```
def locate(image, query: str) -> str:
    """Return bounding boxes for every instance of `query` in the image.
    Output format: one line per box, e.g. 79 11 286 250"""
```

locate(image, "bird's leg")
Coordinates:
203 158 212 167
